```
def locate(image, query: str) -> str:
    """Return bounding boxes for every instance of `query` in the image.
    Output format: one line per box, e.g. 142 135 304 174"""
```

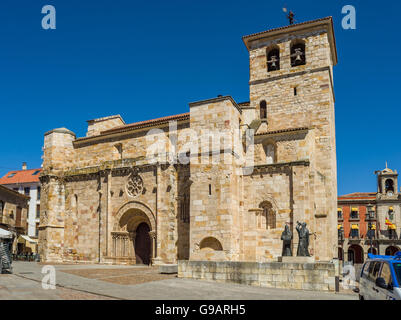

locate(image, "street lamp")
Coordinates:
367 205 375 254
368 222 373 253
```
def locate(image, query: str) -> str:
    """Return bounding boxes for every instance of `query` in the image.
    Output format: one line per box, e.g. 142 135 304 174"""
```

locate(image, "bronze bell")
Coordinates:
294 48 303 62
268 55 278 69
270 56 277 68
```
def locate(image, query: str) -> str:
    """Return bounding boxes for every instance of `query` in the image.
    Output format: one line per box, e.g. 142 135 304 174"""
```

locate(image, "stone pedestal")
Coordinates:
159 264 178 274
277 256 315 263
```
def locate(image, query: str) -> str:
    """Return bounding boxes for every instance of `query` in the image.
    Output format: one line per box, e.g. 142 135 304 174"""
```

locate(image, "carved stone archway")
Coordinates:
111 201 156 264
114 201 156 231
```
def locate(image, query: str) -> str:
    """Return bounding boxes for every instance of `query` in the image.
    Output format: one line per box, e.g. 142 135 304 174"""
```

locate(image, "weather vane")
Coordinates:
282 6 296 25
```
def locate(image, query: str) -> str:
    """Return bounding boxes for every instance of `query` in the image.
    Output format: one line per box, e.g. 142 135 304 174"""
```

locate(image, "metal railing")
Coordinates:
12 253 40 262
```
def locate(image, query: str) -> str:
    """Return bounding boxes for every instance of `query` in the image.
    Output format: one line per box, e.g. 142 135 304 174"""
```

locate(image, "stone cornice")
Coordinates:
38 224 64 229
243 159 310 176
40 159 164 182
254 127 309 140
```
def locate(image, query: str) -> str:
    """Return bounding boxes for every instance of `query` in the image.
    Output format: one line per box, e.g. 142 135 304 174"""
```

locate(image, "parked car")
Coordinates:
359 252 401 300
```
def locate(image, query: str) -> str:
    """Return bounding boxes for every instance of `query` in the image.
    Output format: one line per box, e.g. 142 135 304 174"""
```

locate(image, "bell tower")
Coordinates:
376 164 399 197
242 17 338 261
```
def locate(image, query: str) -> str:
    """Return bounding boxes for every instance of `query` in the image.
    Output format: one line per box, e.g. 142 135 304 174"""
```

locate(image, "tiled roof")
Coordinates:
0 168 42 185
0 184 30 199
242 17 333 41
100 113 190 135
255 127 309 136
338 192 376 200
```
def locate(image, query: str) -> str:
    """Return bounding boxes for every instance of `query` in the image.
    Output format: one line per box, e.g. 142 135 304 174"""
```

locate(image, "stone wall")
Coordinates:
189 97 242 262
178 260 336 292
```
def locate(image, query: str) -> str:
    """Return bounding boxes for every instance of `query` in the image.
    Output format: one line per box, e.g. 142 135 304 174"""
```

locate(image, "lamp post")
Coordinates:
367 206 375 254
368 222 373 254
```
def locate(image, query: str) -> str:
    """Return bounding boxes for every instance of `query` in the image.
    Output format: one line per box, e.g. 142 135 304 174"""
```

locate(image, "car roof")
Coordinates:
367 252 401 262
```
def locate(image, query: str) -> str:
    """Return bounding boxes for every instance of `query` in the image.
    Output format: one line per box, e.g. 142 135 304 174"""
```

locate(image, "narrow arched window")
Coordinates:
291 40 306 67
259 201 276 230
267 47 280 72
260 100 267 119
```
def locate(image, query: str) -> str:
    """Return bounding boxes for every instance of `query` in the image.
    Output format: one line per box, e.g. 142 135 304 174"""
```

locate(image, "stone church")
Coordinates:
39 17 338 265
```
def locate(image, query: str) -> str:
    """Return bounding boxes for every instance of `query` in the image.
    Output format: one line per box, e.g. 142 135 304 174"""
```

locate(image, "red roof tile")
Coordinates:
338 192 376 200
0 168 42 185
102 112 190 133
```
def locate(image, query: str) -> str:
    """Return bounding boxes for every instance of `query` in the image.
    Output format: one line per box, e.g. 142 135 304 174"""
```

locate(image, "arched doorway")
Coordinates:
135 223 151 265
385 246 399 256
348 245 364 264
112 201 156 265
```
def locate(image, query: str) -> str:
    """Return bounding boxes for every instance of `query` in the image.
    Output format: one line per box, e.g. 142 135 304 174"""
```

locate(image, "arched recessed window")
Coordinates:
260 100 267 119
267 47 280 72
385 179 394 193
291 40 306 67
200 237 223 251
259 201 276 229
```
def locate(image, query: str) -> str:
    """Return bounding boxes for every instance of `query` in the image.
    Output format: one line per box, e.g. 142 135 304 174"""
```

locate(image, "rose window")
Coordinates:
126 174 143 197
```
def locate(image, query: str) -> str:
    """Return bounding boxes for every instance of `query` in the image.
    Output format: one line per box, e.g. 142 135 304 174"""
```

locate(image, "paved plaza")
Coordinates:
0 262 358 300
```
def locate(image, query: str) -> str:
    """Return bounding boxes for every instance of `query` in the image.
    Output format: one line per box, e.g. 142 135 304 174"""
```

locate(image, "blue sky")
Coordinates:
0 0 399 195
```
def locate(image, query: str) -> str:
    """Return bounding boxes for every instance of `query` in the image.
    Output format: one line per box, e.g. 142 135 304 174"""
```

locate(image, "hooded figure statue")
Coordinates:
281 225 293 257
296 221 311 257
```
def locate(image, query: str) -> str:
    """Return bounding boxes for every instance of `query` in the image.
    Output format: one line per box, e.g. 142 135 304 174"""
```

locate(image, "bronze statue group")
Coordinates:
281 221 315 257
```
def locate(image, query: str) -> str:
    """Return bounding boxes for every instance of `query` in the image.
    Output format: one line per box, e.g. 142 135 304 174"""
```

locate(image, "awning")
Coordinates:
351 224 359 230
337 224 342 230
18 235 38 244
351 207 358 211
0 228 13 239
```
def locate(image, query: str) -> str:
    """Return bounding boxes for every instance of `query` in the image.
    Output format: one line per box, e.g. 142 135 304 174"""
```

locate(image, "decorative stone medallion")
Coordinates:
126 173 144 197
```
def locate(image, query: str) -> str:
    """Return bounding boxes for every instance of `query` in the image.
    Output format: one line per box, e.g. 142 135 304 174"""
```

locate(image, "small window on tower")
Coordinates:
267 47 280 72
260 101 267 119
294 87 298 96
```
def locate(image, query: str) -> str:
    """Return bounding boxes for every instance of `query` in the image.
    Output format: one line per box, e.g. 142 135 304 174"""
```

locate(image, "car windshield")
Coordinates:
392 262 401 285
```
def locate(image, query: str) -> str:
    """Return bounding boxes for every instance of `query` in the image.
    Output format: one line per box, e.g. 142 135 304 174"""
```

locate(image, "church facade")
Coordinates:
39 17 339 265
